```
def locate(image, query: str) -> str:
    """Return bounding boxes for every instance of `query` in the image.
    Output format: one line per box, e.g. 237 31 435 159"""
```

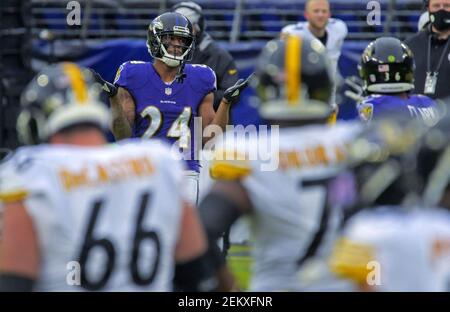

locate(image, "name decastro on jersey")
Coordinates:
0 139 186 291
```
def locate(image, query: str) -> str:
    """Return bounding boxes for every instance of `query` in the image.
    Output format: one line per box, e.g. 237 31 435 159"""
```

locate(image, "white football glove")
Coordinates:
344 76 366 103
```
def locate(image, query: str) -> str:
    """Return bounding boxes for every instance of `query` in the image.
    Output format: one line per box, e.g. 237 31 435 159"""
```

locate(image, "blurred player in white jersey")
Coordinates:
281 0 348 109
329 116 450 291
197 36 363 291
0 63 226 292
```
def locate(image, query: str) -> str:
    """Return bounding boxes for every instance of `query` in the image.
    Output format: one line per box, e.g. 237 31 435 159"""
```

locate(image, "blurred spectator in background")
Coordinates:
418 11 431 31
172 1 239 111
405 0 450 100
281 0 348 107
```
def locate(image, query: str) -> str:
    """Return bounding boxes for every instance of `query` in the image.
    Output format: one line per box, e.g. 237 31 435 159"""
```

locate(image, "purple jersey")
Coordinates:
357 94 439 125
114 61 216 172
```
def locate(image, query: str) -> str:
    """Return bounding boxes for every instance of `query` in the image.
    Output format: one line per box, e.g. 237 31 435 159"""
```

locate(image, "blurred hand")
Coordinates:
89 69 118 98
344 76 365 103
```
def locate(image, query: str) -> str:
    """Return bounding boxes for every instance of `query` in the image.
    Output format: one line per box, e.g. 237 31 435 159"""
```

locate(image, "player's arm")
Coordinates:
198 92 218 145
174 200 234 291
90 68 135 140
199 181 253 242
197 181 253 291
174 201 208 263
199 74 253 144
110 87 135 140
0 201 39 291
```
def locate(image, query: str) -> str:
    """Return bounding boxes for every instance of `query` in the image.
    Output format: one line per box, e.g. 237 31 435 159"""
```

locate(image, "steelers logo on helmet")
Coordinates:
359 37 415 94
254 35 333 121
17 62 109 145
146 12 195 68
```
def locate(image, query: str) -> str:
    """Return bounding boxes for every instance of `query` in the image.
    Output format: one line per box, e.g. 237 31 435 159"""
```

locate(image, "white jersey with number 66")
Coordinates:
0 139 185 291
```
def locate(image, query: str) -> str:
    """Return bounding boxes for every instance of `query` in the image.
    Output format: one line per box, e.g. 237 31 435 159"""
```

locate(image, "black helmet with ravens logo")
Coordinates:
147 12 196 68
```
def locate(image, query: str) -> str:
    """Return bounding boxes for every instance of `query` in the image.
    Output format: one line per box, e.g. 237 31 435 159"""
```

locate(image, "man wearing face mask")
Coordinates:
172 1 239 111
405 0 450 100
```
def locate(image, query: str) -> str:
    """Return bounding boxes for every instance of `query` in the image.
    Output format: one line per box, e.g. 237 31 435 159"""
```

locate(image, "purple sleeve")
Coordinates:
421 95 437 108
189 64 217 95
113 62 128 88
201 65 217 94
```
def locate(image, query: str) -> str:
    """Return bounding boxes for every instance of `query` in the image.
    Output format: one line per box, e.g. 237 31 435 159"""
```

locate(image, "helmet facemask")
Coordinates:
147 23 195 68
159 32 195 67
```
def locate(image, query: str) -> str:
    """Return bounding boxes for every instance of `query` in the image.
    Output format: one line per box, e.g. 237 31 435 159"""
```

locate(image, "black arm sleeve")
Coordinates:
198 192 243 269
173 253 218 292
173 192 243 292
198 192 242 241
0 273 34 292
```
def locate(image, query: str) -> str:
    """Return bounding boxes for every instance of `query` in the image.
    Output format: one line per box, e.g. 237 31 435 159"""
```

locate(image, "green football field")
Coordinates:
227 243 253 291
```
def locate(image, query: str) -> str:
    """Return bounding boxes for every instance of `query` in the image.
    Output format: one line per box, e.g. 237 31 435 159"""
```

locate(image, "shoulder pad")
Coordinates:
185 64 217 94
295 21 306 28
0 189 29 203
365 94 383 100
0 146 60 203
0 150 33 203
209 149 251 181
281 23 304 34
129 60 146 65
328 18 348 37
119 60 147 69
281 24 294 33
415 94 436 104
114 61 151 88
114 61 145 81
329 238 376 284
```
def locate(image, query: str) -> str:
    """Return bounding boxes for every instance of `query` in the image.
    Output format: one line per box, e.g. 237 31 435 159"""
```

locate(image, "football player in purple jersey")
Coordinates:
92 12 251 204
356 37 439 125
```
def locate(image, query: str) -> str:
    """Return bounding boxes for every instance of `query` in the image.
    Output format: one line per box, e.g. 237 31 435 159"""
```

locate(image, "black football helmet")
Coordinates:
147 12 195 68
359 37 415 94
17 62 109 145
254 35 333 121
172 1 205 42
